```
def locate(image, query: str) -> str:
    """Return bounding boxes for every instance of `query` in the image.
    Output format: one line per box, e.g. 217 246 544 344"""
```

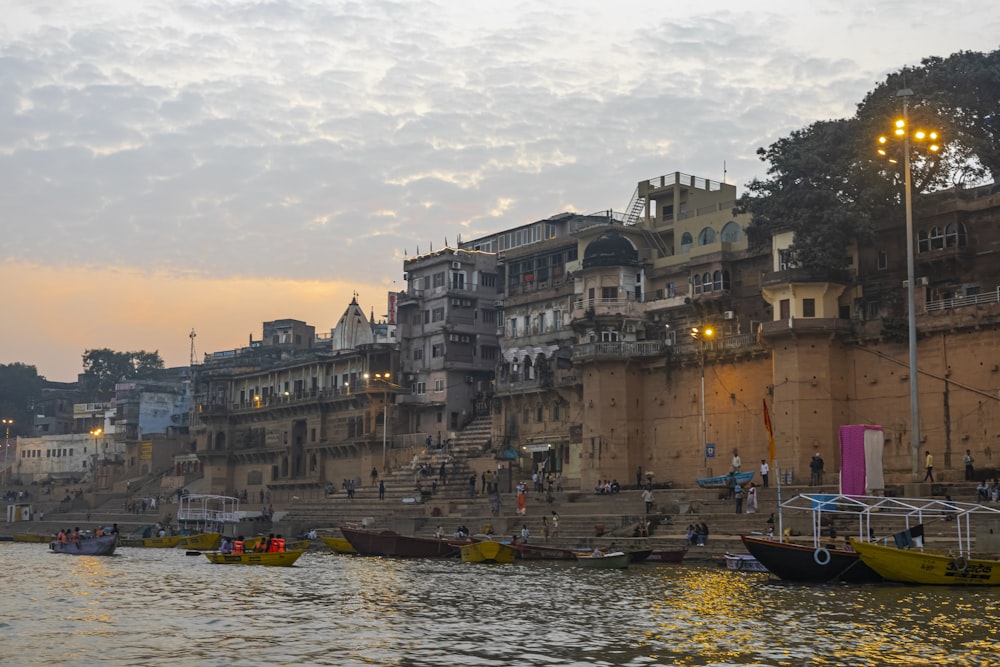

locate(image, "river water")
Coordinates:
1 544 997 666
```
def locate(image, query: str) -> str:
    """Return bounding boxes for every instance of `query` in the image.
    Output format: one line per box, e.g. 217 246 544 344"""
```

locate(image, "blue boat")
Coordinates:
696 471 754 488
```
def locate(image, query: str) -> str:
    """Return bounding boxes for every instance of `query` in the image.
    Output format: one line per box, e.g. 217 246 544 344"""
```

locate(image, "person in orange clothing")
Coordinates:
232 536 244 554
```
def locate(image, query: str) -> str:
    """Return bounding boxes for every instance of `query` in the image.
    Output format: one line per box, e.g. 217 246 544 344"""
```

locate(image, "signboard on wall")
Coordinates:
140 441 153 461
387 293 398 325
705 443 715 458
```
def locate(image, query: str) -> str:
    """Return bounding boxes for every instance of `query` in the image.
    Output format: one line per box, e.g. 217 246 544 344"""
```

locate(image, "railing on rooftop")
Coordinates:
925 287 1000 313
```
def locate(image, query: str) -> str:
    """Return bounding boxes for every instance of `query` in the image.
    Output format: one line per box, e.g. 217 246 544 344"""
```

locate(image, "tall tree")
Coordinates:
79 349 165 400
0 363 45 438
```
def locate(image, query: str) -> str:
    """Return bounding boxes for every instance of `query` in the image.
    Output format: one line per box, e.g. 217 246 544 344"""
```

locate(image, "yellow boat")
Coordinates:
12 533 51 543
850 539 1000 586
177 532 222 551
319 536 356 554
460 540 517 564
204 550 304 567
119 534 185 548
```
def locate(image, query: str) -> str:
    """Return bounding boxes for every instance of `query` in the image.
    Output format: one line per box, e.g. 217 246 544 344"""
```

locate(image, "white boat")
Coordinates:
724 552 768 573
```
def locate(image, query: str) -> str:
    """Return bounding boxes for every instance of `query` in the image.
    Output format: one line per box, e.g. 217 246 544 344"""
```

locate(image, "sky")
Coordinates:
1 1 998 382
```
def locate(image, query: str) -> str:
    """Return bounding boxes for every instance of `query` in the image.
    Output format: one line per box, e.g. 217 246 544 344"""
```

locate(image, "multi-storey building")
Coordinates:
190 302 404 498
396 247 501 442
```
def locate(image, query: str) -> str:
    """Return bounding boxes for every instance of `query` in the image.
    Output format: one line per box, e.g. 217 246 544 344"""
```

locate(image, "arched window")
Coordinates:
722 270 731 290
918 229 930 253
702 272 713 292
692 273 703 294
945 223 967 248
720 221 743 243
713 270 723 291
698 227 716 245
929 226 945 250
680 232 693 254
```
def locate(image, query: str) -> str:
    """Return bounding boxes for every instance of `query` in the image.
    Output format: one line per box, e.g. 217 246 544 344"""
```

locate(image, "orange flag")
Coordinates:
763 398 776 464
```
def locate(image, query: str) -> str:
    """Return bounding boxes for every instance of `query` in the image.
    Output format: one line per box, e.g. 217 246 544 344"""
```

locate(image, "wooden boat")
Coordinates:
119 534 186 548
13 533 51 543
49 535 117 556
741 535 880 583
339 526 461 558
746 493 1000 583
575 551 629 569
696 471 753 489
645 547 688 563
626 548 653 563
460 540 517 564
850 540 1000 586
319 535 357 554
513 542 579 561
204 550 304 567
177 532 222 551
724 552 769 573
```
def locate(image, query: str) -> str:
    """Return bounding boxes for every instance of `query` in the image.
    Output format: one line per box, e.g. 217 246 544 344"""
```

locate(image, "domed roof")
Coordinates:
582 230 639 269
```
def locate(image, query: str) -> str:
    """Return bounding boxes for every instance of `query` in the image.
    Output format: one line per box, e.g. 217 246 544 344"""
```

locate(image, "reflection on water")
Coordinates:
2 544 998 666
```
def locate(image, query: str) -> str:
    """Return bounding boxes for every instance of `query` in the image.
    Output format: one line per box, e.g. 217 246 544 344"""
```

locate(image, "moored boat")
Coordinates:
626 548 653 563
204 550 304 567
741 534 879 583
13 533 51 543
339 526 461 558
319 535 357 554
850 540 1000 586
696 471 753 489
177 532 222 551
645 547 688 563
575 551 629 569
460 540 517 564
512 542 579 561
724 552 768 573
50 535 117 557
119 534 186 549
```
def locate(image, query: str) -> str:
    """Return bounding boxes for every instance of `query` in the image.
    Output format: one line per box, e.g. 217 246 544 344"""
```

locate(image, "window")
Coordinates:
536 405 544 422
432 307 444 322
713 270 723 291
480 345 499 361
601 331 619 342
412 382 426 394
424 310 430 324
482 309 497 324
552 403 560 420
720 221 743 243
680 232 693 254
692 274 703 295
929 226 945 250
432 272 445 287
480 273 496 287
432 343 444 357
702 272 713 293
434 379 444 392
567 247 578 261
538 312 547 332
509 318 518 337
601 286 618 300
412 348 423 360
779 299 790 320
945 223 967 248
698 227 716 245
803 298 816 318
451 272 465 289
552 310 561 330
877 250 888 271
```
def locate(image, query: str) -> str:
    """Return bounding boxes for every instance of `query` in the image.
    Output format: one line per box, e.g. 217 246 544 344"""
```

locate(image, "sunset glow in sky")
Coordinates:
2 1 997 381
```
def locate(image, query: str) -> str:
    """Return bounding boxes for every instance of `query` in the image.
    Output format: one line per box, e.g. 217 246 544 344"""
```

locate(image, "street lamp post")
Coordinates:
691 327 715 470
2 418 13 487
877 88 941 479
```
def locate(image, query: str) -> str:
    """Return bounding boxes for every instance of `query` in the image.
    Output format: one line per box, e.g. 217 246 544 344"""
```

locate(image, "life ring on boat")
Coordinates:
813 547 832 566
952 556 969 573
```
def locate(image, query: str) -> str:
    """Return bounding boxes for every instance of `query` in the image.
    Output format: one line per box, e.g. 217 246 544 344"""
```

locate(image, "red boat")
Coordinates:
513 542 579 561
339 527 460 558
644 547 687 563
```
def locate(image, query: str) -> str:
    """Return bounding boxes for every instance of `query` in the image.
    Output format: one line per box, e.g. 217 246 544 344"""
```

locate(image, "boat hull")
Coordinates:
49 535 117 556
177 533 221 551
696 471 754 488
461 540 517 564
319 536 357 554
741 535 882 583
513 543 579 561
576 552 629 569
851 540 1000 586
204 550 303 567
13 533 50 543
646 548 688 563
725 553 768 573
119 534 186 548
339 527 460 558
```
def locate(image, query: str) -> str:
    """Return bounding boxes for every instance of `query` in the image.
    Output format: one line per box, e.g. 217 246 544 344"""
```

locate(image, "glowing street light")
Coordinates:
876 88 942 480
691 327 715 468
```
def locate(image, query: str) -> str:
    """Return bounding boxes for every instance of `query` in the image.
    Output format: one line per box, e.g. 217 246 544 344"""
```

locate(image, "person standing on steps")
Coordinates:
964 449 975 481
734 483 744 514
760 459 770 489
642 486 654 514
810 453 824 486
371 466 378 487
378 479 385 501
731 449 742 474
924 451 934 483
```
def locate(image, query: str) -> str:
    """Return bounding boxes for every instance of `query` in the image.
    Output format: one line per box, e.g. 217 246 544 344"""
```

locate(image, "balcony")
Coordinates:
572 341 664 361
570 297 637 316
761 267 853 287
926 286 1000 313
